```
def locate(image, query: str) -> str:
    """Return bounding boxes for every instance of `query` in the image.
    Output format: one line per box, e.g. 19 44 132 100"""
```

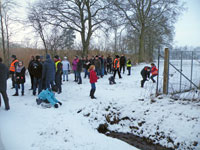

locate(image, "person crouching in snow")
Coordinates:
88 65 98 99
150 63 158 83
36 85 62 108
140 66 151 88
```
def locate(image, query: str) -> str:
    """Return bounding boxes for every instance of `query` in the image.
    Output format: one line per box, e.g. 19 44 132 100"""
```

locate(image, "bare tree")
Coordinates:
112 0 184 62
30 0 110 56
0 0 18 65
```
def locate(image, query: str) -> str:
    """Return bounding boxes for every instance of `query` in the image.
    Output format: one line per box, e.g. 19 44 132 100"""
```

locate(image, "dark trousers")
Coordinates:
120 64 125 74
55 74 62 92
33 77 42 95
0 90 10 110
113 68 122 78
46 80 54 89
77 72 82 84
151 75 157 83
30 74 34 89
74 70 78 81
141 75 147 87
107 65 112 73
15 83 24 94
11 72 15 88
127 67 131 75
90 83 96 98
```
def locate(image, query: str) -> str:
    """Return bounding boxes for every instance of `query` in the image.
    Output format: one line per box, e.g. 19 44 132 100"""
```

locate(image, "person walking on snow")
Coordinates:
113 55 122 79
28 56 35 90
62 56 70 81
13 61 26 96
150 63 158 83
0 57 10 110
140 66 151 88
88 65 98 99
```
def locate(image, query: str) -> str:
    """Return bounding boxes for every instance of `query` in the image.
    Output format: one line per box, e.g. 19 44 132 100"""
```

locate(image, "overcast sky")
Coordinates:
13 0 200 48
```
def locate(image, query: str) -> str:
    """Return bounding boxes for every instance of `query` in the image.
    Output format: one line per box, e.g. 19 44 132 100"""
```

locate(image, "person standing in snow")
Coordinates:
42 54 56 89
94 55 101 77
31 55 43 95
62 56 70 82
113 55 122 79
54 55 63 94
28 56 35 90
140 66 151 88
9 55 19 89
126 58 132 76
77 57 83 84
106 55 112 74
13 61 26 96
72 56 79 82
120 54 126 74
88 65 98 99
36 85 62 108
150 63 158 83
0 57 10 110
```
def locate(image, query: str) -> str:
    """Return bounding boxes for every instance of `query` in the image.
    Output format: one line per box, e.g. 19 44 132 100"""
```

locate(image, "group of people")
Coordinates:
0 53 158 110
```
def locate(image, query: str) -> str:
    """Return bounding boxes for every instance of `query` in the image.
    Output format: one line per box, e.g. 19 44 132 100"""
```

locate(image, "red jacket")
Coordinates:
90 70 98 83
151 66 158 75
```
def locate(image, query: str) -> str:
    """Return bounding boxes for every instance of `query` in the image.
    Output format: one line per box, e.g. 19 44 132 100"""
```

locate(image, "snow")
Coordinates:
0 63 200 150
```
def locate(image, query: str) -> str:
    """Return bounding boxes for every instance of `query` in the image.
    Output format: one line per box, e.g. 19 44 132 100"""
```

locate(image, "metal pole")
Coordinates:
156 48 160 95
190 51 194 89
180 51 183 92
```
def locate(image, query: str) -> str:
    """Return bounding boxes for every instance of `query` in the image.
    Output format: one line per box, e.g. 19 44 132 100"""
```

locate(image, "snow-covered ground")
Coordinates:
0 63 200 150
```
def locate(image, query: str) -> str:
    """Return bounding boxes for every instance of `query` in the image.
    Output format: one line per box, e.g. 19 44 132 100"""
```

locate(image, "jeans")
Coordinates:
74 70 78 81
63 70 68 81
15 83 24 94
127 67 131 75
101 67 104 76
91 83 96 90
46 80 54 89
33 77 42 95
84 68 89 78
77 72 82 84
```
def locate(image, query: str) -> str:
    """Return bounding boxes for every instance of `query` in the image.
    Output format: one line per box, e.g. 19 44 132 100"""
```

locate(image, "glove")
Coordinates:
54 103 59 108
58 102 62 106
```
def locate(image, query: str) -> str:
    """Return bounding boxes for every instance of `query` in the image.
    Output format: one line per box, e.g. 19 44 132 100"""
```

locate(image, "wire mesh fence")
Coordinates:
156 50 200 95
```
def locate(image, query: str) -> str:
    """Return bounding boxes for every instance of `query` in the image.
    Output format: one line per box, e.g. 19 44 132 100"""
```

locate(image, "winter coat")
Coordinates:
120 56 126 65
55 60 63 75
15 66 26 84
90 70 98 83
0 62 9 91
127 60 132 68
99 57 104 68
38 89 59 106
30 60 43 79
42 58 56 82
107 57 112 65
72 59 78 71
141 66 150 78
28 59 35 75
62 60 70 71
85 59 91 70
94 59 101 70
151 66 158 75
77 59 83 72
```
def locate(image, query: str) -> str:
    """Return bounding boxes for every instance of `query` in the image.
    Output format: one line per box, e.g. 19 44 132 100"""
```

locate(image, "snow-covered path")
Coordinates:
0 63 199 150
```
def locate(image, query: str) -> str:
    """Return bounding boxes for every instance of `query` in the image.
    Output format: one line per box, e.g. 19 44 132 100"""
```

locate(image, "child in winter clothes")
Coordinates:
36 85 62 108
150 63 158 83
13 61 26 96
140 66 151 88
88 65 98 99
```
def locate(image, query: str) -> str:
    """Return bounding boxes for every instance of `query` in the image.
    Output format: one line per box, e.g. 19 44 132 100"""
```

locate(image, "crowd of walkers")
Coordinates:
0 53 158 110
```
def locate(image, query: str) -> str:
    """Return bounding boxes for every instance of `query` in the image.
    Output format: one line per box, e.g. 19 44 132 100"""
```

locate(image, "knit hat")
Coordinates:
46 54 50 59
64 56 67 59
11 55 16 59
116 55 119 58
54 55 59 59
52 85 58 92
36 55 40 60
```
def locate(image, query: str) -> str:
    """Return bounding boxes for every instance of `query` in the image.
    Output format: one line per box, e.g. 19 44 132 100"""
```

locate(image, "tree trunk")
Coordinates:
139 25 145 62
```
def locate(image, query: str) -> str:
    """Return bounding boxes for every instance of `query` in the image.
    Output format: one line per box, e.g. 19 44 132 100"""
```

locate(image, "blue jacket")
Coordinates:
38 89 58 106
42 58 56 82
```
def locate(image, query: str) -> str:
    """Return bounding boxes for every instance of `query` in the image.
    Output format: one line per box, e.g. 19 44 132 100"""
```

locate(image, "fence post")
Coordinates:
163 48 169 94
190 51 194 89
156 48 160 96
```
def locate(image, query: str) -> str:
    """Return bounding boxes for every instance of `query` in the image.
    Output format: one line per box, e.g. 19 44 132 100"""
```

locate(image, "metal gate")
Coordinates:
156 49 200 95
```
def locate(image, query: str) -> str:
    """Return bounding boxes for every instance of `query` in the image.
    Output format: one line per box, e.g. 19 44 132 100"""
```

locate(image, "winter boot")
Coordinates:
91 89 96 99
13 93 19 96
22 91 24 96
90 89 92 97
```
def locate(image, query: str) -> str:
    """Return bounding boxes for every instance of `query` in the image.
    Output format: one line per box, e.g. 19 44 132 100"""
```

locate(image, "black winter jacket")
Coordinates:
0 62 9 91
